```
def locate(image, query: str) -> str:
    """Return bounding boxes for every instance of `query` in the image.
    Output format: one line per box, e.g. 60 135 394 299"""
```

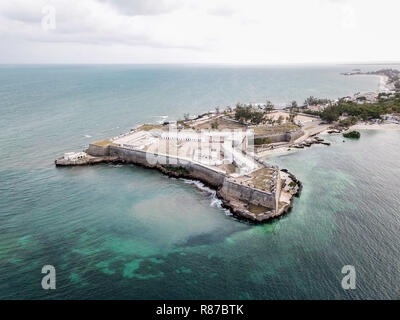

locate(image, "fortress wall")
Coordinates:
87 144 110 156
255 128 304 143
184 162 226 187
108 146 225 188
219 181 277 210
108 145 279 212
287 129 304 142
255 132 288 143
275 170 282 210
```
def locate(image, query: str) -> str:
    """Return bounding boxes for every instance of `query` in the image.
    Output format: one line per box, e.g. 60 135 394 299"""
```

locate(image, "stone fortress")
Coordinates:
56 111 304 222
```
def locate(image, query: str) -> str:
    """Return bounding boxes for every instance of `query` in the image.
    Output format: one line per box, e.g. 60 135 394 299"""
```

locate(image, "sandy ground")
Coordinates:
256 120 400 159
351 123 400 130
256 120 330 158
267 111 316 123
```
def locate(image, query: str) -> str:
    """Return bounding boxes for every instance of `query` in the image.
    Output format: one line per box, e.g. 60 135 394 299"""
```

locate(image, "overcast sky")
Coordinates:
0 0 399 64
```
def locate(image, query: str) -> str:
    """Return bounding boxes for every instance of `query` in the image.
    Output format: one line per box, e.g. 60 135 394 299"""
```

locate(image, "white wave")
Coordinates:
182 179 232 215
84 134 92 138
152 115 169 124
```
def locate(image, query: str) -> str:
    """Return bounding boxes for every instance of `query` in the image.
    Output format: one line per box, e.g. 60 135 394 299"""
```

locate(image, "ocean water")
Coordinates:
0 64 399 299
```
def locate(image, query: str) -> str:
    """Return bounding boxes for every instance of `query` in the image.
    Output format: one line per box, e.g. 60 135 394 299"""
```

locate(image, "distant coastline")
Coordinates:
55 68 400 223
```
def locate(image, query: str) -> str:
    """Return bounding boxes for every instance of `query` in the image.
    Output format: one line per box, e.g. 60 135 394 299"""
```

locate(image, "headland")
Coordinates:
55 68 400 223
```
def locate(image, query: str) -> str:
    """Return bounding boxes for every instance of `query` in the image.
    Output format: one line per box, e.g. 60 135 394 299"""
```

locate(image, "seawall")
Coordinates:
86 144 284 222
56 143 295 223
255 128 304 143
108 145 226 188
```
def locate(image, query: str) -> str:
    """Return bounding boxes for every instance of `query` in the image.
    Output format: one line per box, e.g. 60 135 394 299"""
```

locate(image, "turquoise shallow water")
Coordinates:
1 65 399 299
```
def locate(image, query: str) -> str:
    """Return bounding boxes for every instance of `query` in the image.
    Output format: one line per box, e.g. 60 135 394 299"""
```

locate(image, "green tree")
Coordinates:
320 107 339 123
234 104 253 122
264 100 274 113
251 111 264 125
211 120 219 129
289 101 298 123
304 96 329 106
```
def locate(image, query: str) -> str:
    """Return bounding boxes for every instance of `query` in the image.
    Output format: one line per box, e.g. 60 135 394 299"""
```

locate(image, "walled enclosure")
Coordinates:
87 145 281 211
254 128 304 143
87 144 111 156
218 178 278 211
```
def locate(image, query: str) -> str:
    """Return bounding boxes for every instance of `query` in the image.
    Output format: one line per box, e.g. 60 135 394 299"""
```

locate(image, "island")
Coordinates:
55 107 314 223
55 69 400 223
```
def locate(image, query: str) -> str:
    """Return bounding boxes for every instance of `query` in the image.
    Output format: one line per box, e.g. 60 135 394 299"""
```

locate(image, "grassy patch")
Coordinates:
163 165 190 175
254 123 299 135
91 140 118 146
288 181 297 188
248 204 270 215
137 124 164 131
254 137 272 145
250 167 274 191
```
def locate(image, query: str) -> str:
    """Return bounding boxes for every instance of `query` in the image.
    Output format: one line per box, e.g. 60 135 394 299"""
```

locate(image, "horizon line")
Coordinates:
1 61 400 67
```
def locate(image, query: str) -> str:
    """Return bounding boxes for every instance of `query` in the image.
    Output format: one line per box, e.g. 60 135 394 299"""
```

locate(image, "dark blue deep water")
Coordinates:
1 65 399 299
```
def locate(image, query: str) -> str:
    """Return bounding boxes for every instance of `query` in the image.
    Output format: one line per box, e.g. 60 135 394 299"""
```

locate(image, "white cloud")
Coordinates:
0 0 399 64
98 0 183 15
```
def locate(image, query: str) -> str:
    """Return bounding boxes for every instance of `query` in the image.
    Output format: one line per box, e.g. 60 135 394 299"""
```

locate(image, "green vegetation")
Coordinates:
248 204 269 215
91 140 118 147
254 137 272 145
304 96 330 106
162 166 190 175
254 122 299 135
211 120 219 130
343 131 361 139
288 101 298 123
338 116 359 127
320 107 340 123
288 181 297 188
317 94 400 123
137 124 164 131
250 111 264 125
254 123 299 135
234 104 264 125
264 100 274 113
251 167 273 191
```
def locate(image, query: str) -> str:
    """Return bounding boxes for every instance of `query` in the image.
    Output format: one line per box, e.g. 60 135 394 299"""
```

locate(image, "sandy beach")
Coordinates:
257 120 400 159
256 120 331 158
351 123 400 130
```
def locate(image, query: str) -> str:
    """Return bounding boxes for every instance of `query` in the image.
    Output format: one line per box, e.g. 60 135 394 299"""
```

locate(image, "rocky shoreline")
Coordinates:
289 135 331 149
56 153 299 224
